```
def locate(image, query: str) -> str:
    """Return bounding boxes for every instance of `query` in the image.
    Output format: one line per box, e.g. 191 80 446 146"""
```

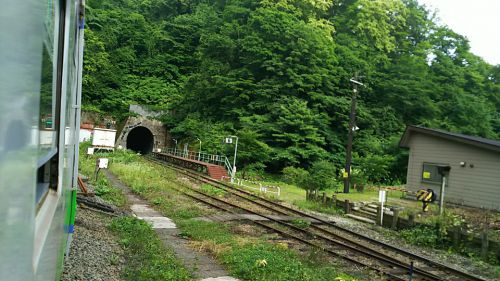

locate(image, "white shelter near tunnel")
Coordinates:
399 125 500 210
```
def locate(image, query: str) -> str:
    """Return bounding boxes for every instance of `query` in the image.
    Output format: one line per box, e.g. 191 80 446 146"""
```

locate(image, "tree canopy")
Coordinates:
83 0 500 183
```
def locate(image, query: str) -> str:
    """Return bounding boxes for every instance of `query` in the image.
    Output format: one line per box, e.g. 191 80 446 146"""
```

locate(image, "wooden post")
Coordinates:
391 208 400 229
322 192 327 204
376 204 383 226
408 213 415 227
481 225 489 260
452 226 461 249
344 199 351 214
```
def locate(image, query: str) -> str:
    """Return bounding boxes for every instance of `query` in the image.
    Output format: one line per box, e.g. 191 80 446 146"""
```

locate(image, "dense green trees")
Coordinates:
83 0 499 183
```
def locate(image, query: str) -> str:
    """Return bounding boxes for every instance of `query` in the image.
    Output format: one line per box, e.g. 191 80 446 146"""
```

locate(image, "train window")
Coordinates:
38 0 58 165
36 158 58 208
36 0 63 208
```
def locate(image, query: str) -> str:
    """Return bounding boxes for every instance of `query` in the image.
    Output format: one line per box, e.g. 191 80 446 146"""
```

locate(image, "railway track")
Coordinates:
146 154 487 281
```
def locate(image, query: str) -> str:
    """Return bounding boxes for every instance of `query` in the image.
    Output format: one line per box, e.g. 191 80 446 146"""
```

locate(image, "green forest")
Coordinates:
83 0 500 183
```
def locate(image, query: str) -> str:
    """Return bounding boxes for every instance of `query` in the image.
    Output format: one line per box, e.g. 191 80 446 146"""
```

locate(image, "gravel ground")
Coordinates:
61 207 125 281
293 205 499 280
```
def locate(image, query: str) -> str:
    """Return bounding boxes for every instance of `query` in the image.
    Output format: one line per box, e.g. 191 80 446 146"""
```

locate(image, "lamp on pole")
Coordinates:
225 135 239 183
343 76 364 193
197 137 202 161
173 138 178 155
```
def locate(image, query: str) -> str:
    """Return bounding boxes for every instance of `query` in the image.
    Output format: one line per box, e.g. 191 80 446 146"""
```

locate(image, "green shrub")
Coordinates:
399 226 439 247
282 166 309 187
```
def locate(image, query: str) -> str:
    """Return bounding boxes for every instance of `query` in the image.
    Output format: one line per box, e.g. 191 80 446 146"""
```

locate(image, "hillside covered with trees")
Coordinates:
83 0 500 183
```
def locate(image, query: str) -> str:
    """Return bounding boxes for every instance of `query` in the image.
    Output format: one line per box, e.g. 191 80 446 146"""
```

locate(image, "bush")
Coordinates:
241 162 266 180
282 166 309 187
308 161 337 192
399 226 439 247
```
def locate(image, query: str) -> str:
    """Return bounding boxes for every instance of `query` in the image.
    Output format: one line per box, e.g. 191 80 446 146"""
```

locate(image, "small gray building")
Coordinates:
399 126 500 210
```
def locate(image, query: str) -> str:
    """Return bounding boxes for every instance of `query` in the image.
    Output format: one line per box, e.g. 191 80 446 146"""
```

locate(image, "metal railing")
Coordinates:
162 147 232 174
222 176 281 197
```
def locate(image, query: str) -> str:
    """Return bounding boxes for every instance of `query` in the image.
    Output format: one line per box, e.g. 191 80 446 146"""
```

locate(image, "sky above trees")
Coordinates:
418 0 500 65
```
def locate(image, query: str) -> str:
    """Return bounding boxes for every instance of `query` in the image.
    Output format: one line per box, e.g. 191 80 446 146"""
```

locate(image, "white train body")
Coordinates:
0 0 85 280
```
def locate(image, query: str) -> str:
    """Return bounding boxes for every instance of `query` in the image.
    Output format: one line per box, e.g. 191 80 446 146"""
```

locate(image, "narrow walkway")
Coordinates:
104 170 239 281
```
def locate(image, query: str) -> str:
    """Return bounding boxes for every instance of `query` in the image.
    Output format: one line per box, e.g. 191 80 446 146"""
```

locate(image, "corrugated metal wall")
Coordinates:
406 133 500 210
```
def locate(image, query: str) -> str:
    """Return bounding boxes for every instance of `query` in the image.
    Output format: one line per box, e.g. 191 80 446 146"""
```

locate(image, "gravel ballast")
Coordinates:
61 207 124 281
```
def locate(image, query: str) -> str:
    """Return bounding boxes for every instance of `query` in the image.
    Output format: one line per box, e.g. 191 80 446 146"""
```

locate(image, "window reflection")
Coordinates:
38 0 57 159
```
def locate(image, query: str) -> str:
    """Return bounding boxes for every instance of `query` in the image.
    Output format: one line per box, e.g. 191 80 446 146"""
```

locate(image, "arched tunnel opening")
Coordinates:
126 126 154 154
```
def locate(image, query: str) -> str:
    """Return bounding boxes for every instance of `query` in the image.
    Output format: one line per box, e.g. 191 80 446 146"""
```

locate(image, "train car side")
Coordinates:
0 0 85 280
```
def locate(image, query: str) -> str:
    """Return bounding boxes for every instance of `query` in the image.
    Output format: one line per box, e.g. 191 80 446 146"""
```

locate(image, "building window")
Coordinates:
421 163 444 184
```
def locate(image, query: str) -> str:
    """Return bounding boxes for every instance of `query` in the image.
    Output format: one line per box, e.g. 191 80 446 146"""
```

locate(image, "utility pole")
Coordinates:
343 75 363 193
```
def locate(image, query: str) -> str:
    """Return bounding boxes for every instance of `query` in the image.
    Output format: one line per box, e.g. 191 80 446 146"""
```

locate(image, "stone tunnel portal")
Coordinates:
126 126 154 154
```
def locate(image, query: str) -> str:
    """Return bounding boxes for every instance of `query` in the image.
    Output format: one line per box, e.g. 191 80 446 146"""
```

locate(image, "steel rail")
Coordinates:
163 172 408 281
148 153 487 281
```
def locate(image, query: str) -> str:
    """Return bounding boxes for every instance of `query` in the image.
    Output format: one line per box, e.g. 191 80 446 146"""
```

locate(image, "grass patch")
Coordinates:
78 142 126 207
110 159 210 220
293 200 344 215
290 218 311 229
178 219 357 281
109 217 192 281
201 184 226 197
93 176 127 207
178 220 233 244
222 243 355 281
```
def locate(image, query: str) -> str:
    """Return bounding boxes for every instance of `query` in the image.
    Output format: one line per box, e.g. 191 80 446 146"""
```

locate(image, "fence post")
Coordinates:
331 194 336 207
376 204 383 226
391 208 400 229
408 213 415 227
452 226 461 250
344 200 350 214
481 225 489 260
322 192 327 205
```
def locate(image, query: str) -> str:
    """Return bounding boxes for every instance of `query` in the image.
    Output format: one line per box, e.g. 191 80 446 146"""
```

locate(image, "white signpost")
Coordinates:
225 136 238 183
378 190 387 226
95 157 109 180
98 158 109 169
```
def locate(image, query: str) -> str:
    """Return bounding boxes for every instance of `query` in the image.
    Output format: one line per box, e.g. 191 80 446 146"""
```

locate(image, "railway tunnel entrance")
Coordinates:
126 126 154 154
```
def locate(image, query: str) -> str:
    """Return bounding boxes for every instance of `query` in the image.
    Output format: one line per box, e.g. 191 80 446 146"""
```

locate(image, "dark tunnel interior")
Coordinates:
126 126 154 154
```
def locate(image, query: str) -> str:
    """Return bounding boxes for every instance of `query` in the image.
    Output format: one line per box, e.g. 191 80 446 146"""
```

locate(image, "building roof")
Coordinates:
399 125 500 153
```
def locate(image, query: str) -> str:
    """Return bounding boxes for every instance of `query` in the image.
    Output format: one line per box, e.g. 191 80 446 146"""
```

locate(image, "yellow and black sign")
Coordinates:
416 189 435 212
